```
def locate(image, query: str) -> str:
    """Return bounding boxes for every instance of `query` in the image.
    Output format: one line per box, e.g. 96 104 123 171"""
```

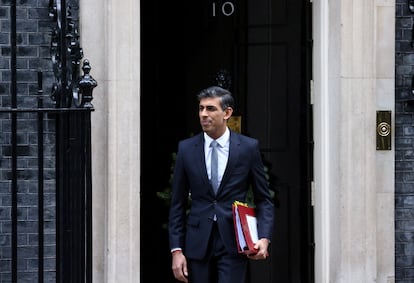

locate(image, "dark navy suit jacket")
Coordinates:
168 131 274 260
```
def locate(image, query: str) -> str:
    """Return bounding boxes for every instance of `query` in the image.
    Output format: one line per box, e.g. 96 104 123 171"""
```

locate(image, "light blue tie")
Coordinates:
210 140 219 194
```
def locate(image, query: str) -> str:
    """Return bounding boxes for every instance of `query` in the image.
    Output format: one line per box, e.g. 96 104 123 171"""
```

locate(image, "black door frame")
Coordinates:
140 1 314 282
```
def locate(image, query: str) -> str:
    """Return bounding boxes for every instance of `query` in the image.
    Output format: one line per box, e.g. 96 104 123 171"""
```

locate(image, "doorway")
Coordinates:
141 1 313 282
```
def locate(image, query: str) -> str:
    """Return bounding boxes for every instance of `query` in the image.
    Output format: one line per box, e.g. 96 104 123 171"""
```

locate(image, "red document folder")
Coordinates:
232 201 259 255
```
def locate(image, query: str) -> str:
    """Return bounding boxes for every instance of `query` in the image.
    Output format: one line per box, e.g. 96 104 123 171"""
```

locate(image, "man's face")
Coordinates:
199 97 233 139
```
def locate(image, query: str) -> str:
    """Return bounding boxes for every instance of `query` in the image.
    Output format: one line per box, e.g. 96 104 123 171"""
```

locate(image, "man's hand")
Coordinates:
171 250 189 283
247 238 270 260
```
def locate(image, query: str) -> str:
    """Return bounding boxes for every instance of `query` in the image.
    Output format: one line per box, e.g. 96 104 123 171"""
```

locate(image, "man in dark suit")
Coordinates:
169 86 274 283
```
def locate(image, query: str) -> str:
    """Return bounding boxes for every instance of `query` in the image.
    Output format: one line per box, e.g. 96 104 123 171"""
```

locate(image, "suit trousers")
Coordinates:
188 222 248 283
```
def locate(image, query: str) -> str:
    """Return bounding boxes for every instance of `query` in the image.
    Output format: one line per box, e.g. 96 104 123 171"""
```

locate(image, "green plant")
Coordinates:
156 152 177 207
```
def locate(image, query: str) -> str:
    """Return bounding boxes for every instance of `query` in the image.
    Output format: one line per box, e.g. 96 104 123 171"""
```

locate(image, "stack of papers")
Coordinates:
232 201 259 255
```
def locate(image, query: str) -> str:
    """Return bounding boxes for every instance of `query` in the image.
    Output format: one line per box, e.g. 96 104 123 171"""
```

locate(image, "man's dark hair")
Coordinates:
197 86 234 110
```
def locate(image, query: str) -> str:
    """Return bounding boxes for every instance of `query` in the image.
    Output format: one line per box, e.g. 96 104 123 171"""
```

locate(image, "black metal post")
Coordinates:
47 1 96 282
60 0 67 108
37 71 45 283
85 110 93 283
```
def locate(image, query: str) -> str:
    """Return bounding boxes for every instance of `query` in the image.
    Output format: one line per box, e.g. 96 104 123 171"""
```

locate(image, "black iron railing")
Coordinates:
1 0 97 282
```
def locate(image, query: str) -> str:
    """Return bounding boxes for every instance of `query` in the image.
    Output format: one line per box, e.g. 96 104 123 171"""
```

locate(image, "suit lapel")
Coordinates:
192 134 211 186
217 131 240 194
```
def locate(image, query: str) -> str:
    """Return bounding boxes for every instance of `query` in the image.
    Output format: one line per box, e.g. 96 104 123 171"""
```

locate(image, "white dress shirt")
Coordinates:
204 128 230 188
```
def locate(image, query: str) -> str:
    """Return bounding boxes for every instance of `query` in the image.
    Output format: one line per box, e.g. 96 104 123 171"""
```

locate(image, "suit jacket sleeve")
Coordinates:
250 139 274 240
168 140 189 251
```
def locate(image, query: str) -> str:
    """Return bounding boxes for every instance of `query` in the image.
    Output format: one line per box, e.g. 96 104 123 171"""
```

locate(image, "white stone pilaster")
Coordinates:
106 0 141 282
80 0 141 282
79 1 109 282
313 0 395 282
375 1 395 282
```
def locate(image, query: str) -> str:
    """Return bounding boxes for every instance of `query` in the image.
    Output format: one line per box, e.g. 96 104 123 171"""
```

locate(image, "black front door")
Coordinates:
141 1 313 282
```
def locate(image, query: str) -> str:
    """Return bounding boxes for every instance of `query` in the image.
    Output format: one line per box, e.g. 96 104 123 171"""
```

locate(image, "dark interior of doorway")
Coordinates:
140 1 314 282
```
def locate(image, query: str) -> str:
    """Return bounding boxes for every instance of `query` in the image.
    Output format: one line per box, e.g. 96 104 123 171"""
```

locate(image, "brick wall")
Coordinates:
396 0 414 282
0 0 78 282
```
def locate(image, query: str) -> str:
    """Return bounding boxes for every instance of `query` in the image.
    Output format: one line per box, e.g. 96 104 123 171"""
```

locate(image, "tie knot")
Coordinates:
210 140 218 148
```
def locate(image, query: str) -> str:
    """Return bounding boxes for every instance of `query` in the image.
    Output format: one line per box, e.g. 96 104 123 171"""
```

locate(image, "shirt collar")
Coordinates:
204 127 230 147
